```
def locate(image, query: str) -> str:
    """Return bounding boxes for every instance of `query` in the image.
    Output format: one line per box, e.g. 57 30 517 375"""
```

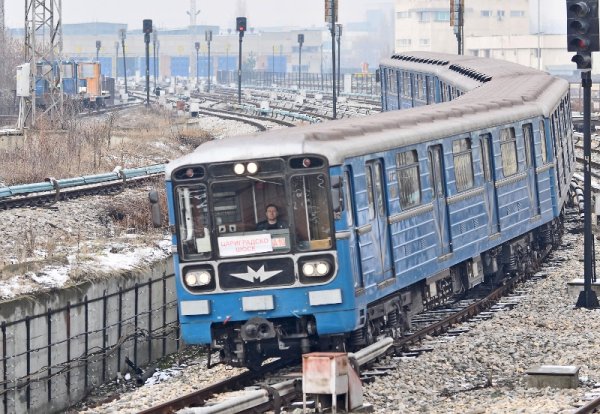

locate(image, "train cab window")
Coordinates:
452 138 474 192
396 150 421 209
174 167 205 180
176 185 211 259
291 174 333 251
539 120 547 164
500 127 518 177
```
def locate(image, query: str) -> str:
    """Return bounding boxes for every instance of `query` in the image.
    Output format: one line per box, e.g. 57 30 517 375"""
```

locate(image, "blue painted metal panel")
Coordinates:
116 57 137 77
137 57 158 77
99 57 112 77
171 57 189 77
217 56 238 72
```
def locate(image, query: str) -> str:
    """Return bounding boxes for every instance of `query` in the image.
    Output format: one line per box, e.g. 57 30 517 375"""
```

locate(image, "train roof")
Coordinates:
165 52 569 177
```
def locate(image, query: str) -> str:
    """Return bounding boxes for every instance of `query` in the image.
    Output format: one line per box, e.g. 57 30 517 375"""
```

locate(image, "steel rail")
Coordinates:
574 394 600 414
137 358 297 414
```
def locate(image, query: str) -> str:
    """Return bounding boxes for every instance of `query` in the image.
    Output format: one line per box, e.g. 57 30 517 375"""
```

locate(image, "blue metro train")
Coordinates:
163 52 575 368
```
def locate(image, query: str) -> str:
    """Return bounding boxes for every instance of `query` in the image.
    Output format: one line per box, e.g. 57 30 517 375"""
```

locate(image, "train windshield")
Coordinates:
176 172 333 260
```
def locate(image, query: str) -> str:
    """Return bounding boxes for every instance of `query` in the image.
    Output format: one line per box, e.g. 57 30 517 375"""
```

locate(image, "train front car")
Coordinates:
166 150 352 368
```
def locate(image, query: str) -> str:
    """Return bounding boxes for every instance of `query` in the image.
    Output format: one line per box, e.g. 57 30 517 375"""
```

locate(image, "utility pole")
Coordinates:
450 0 464 55
187 0 200 87
320 44 324 91
120 28 128 96
336 24 342 95
566 0 600 309
114 41 119 81
18 0 64 129
272 45 276 85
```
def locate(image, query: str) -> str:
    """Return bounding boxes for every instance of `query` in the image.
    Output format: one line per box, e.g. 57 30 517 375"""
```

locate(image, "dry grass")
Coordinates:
0 105 208 272
104 179 169 233
0 106 213 185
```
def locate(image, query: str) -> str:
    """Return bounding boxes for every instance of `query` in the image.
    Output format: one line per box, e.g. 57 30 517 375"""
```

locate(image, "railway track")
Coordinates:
138 235 560 414
131 90 297 130
0 165 164 210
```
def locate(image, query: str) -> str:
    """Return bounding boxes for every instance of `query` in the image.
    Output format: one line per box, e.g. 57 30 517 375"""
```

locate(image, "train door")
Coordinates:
523 123 541 216
358 160 394 286
480 133 500 234
428 145 452 257
344 168 364 289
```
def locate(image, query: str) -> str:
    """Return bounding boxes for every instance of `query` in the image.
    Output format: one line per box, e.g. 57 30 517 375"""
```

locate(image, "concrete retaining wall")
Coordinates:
0 257 178 414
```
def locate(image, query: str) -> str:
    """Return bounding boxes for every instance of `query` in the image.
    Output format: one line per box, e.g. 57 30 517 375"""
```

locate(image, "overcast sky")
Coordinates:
5 0 565 34
4 0 373 30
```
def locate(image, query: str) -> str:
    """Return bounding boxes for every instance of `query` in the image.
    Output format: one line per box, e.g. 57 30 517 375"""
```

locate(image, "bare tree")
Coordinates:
0 32 22 116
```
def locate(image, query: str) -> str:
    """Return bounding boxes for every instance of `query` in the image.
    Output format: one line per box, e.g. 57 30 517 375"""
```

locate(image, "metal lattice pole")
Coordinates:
19 0 63 129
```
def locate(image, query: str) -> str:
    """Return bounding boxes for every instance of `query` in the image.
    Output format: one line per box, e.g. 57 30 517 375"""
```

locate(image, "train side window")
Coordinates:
452 138 474 192
402 72 411 98
373 162 385 217
396 150 421 209
387 69 397 94
365 165 375 220
480 133 493 182
539 120 547 164
500 127 518 177
522 124 533 167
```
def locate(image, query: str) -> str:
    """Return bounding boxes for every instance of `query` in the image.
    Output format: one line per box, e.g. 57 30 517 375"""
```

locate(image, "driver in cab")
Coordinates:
256 204 287 230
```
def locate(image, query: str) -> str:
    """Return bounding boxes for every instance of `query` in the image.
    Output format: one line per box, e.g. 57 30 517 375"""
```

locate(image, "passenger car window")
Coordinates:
396 150 421 209
500 127 518 177
452 138 474 192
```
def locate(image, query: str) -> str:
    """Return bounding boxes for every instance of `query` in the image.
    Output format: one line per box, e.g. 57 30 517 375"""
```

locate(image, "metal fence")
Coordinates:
216 71 380 97
0 260 179 414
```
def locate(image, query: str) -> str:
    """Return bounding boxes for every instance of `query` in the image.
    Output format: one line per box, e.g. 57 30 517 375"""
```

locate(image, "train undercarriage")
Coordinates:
210 215 564 369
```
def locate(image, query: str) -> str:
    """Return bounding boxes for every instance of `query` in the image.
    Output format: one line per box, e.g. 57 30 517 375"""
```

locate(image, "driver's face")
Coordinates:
266 206 278 221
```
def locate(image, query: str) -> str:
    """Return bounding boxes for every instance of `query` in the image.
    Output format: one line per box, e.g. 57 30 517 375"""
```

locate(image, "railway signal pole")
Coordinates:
567 0 600 308
325 0 338 119
153 30 158 91
143 19 152 107
298 34 304 90
96 40 101 62
206 30 212 93
236 17 247 105
194 41 200 88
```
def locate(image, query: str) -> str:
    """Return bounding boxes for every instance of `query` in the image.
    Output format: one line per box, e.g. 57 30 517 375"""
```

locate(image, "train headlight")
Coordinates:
234 163 245 175
302 261 330 277
247 162 258 174
185 270 212 287
316 262 329 276
302 263 316 276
